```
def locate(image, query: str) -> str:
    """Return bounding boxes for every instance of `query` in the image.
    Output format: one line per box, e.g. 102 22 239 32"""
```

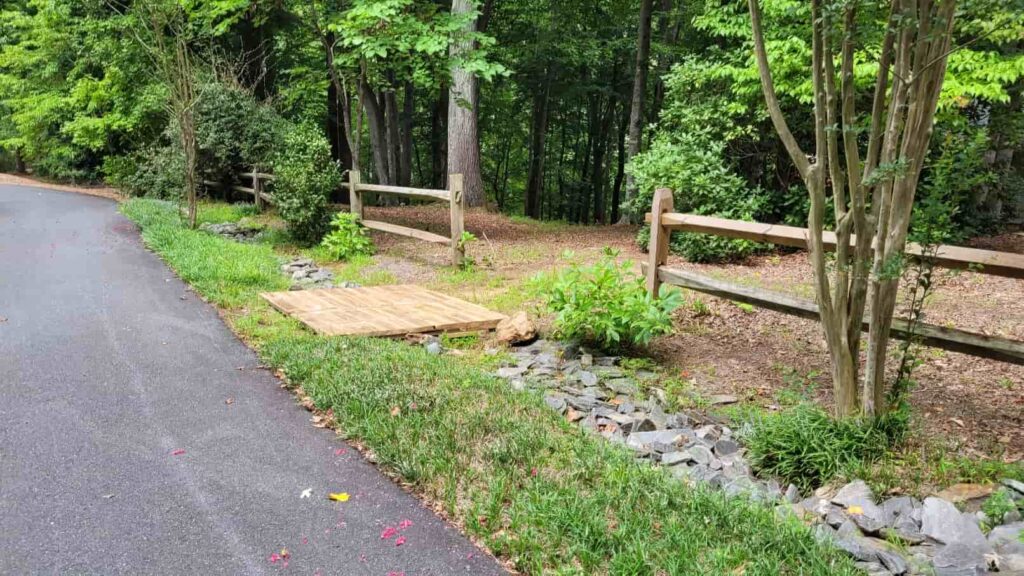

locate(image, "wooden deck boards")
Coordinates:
260 285 507 337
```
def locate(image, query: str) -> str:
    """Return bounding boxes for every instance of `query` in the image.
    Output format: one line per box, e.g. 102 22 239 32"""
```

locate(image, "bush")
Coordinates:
320 212 374 260
627 134 768 262
108 142 185 199
271 123 341 243
531 248 682 349
741 404 895 492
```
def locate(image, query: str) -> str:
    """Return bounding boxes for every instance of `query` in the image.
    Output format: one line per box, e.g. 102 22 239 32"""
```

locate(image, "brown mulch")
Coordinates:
0 173 122 201
359 204 1023 460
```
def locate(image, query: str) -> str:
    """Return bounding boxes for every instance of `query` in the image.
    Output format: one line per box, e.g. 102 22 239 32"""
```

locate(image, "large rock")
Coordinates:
932 543 989 575
989 522 1024 555
496 312 537 345
935 483 996 505
626 430 683 451
833 480 887 534
921 497 991 552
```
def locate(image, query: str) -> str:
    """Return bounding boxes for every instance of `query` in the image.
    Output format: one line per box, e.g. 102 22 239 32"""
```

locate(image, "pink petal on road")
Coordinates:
171 449 186 456
380 526 398 539
397 519 413 530
394 536 406 547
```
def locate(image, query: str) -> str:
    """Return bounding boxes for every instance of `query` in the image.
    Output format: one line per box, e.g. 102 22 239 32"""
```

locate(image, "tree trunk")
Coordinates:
14 148 26 173
620 0 654 224
431 87 448 189
325 32 352 171
399 81 414 186
359 76 391 185
525 72 550 219
448 0 486 207
384 87 401 186
611 99 628 223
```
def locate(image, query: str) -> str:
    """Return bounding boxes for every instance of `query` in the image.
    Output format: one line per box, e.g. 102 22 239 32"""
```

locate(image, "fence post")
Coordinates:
449 174 465 267
646 188 674 298
253 167 264 212
349 170 363 220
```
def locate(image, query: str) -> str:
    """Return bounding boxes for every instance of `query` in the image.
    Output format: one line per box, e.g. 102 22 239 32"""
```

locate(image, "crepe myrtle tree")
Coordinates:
747 0 958 417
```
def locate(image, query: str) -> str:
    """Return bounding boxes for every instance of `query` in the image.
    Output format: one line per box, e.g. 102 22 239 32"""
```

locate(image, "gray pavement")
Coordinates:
0 185 505 575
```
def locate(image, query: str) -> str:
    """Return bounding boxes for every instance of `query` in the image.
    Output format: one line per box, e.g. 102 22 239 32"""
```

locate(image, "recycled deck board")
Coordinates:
261 285 507 337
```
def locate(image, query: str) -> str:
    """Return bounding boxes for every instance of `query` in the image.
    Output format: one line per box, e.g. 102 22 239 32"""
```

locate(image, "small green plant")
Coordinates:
690 297 711 316
734 301 756 314
531 248 682 349
742 403 896 492
982 488 1019 529
320 212 374 261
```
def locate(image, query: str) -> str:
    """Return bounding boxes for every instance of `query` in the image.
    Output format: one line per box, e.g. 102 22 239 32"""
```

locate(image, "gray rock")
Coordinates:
544 395 567 414
880 496 916 526
497 366 528 379
626 430 683 451
832 480 887 534
826 507 850 528
714 439 740 456
566 395 601 411
833 480 875 507
581 386 610 400
666 413 690 429
617 402 635 415
1003 478 1024 496
921 497 991 552
833 522 879 563
292 270 309 280
932 543 989 575
606 378 638 395
989 522 1024 555
872 545 908 575
661 451 692 466
594 356 619 367
685 445 714 466
632 418 658 433
579 371 599 387
784 484 801 504
854 561 893 576
580 353 593 367
708 394 739 405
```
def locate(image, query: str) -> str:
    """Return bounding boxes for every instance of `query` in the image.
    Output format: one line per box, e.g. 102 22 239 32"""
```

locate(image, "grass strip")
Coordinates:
122 198 858 575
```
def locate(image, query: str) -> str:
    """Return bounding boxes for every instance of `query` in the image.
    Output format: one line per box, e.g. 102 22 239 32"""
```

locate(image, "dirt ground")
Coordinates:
0 173 122 201
360 204 1024 463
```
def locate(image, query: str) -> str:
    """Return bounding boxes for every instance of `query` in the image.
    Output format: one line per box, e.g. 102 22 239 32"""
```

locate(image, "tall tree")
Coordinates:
620 0 653 223
748 0 958 416
448 0 485 206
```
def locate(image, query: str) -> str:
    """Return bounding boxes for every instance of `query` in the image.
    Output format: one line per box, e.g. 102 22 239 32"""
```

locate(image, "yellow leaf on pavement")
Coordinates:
328 492 350 502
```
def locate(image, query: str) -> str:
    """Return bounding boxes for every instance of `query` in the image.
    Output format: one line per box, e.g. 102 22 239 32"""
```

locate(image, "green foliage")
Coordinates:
121 199 860 575
108 142 185 198
194 81 284 184
742 404 897 492
531 248 682 349
982 488 1020 528
628 132 767 263
320 212 374 261
271 123 341 243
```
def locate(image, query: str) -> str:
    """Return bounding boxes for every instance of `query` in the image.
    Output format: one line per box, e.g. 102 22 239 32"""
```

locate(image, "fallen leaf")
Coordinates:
847 505 864 515
171 449 186 456
327 492 350 502
950 417 965 428
300 488 312 499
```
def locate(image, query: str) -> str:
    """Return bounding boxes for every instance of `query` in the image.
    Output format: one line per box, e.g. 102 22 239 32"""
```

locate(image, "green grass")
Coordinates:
122 198 859 575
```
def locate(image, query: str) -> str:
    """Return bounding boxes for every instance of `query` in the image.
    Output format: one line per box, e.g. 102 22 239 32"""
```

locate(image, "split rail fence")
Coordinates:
204 169 466 266
643 188 1024 365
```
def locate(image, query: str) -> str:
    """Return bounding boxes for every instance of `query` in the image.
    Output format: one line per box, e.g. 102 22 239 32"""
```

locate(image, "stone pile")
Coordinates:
199 221 263 243
280 258 338 290
495 339 791 502
495 338 1024 576
800 479 1024 575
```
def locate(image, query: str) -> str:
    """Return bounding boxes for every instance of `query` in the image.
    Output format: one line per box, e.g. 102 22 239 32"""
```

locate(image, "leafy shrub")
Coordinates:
531 248 682 349
627 134 768 262
272 123 341 243
109 142 185 199
982 488 1020 528
195 81 286 185
742 404 895 492
320 212 374 260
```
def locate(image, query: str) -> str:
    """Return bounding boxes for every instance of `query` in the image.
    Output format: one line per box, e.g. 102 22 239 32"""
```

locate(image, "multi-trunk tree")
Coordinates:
748 0 959 417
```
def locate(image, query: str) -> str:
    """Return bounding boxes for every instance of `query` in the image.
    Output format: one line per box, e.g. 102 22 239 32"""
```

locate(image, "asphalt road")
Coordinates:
0 185 505 576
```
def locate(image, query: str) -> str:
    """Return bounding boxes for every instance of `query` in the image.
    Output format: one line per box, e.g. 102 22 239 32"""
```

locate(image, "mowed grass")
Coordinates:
121 197 858 575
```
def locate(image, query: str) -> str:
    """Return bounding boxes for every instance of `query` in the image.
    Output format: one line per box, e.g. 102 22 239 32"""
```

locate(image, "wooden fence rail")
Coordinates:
644 188 1024 365
208 168 466 267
